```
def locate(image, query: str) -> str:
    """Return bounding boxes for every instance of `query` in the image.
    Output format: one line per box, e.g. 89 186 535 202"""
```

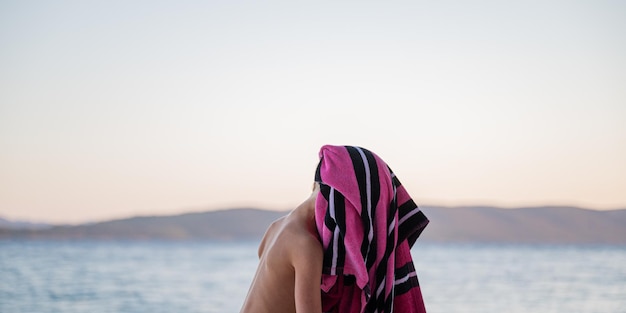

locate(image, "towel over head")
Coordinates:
314 145 429 313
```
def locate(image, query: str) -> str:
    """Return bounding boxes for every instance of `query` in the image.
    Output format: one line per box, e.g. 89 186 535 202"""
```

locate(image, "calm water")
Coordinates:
1 241 624 313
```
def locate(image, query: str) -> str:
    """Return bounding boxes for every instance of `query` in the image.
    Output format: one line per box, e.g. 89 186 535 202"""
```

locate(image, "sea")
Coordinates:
0 241 624 313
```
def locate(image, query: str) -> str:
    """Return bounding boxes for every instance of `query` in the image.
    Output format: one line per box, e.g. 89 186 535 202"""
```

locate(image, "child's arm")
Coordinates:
292 235 323 313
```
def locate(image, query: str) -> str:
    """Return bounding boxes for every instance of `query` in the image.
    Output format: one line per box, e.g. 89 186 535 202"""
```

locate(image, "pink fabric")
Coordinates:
315 145 428 313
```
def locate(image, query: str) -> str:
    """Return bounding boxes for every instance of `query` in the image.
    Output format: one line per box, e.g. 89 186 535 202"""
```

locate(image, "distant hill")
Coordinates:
1 206 625 244
0 209 284 241
419 206 626 244
0 217 52 230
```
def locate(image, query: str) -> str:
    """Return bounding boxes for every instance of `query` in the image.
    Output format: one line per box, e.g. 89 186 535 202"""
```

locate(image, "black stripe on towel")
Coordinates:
320 184 336 272
394 261 420 296
395 275 420 296
390 170 401 188
345 146 372 263
398 204 429 247
362 147 382 268
333 187 347 271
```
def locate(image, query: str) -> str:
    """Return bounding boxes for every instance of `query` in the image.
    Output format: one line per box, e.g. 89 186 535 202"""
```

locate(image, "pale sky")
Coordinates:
1 0 625 224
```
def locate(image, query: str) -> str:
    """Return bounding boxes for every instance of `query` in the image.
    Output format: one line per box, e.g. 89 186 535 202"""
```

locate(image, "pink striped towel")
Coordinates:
314 145 429 313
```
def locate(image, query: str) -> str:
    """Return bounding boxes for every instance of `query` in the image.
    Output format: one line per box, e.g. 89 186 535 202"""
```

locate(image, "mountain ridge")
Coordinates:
1 206 625 244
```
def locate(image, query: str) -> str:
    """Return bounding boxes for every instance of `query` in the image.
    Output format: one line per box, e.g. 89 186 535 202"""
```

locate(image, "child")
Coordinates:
240 145 428 313
239 182 323 313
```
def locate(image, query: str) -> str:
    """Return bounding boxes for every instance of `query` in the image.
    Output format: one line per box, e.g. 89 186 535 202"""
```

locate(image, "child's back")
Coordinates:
240 186 323 313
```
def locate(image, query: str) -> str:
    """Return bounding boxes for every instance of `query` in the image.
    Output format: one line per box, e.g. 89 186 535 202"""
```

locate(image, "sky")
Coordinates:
1 0 625 224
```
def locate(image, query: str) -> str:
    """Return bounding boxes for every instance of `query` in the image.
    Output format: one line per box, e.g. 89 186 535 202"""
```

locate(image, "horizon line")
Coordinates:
2 203 625 226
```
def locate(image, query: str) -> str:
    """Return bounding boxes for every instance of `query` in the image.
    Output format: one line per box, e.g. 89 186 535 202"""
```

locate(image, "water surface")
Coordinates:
1 241 624 312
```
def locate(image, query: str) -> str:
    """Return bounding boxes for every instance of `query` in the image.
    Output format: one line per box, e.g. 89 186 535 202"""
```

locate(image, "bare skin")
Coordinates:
240 185 323 313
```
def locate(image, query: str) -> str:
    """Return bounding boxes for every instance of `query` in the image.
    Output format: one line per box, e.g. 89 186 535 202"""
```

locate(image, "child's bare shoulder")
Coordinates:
282 219 322 261
257 216 286 258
